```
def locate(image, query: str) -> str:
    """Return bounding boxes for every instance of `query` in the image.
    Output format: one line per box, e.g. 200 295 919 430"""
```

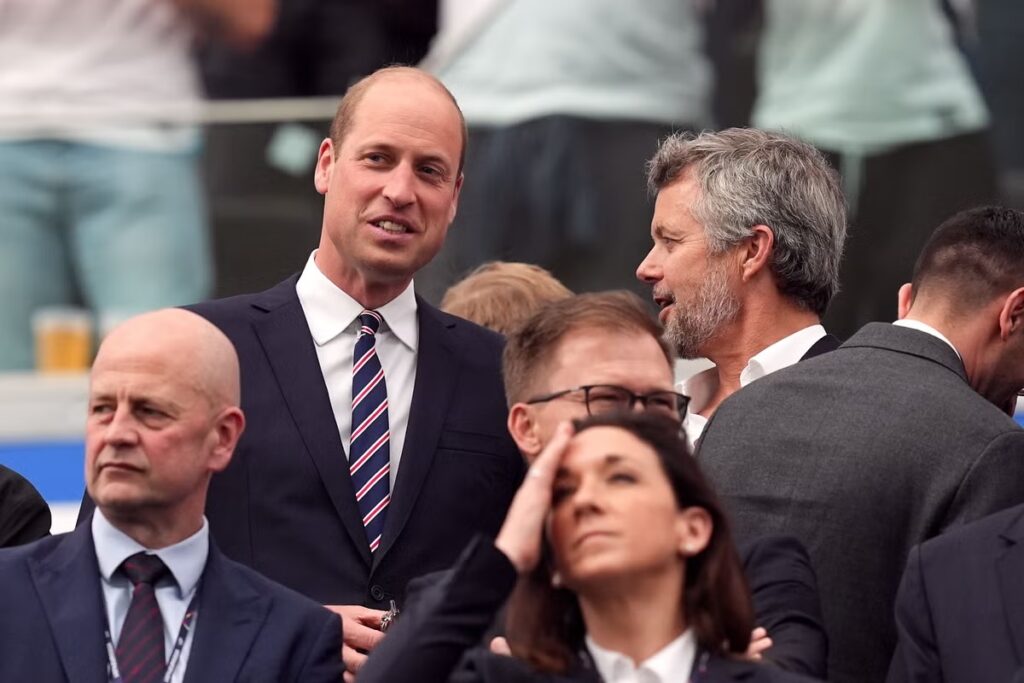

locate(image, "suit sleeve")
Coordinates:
293 606 344 683
887 545 941 683
742 535 828 678
945 431 1024 530
357 536 517 683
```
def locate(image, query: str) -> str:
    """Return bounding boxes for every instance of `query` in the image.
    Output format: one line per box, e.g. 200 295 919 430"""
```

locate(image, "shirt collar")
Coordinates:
892 318 962 360
295 250 419 351
586 629 697 683
92 509 209 599
741 324 827 384
680 324 826 414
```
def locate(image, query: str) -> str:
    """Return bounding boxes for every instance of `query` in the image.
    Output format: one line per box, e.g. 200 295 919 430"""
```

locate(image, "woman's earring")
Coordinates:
551 570 563 588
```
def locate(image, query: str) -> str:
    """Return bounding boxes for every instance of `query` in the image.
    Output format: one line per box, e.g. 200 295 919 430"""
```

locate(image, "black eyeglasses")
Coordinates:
525 384 690 422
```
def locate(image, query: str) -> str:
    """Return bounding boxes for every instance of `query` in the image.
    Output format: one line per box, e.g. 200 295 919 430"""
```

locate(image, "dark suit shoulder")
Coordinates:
187 276 299 328
919 502 1024 560
0 466 50 548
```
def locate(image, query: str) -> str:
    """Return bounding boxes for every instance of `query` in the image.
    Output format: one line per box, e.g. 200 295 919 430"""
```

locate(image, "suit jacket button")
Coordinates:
370 585 385 601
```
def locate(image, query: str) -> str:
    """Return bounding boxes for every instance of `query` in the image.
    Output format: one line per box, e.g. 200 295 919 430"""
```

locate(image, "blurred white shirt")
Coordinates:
0 0 200 150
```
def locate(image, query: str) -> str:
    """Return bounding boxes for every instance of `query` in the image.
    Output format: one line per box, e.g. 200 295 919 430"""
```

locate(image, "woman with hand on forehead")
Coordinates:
359 412 820 682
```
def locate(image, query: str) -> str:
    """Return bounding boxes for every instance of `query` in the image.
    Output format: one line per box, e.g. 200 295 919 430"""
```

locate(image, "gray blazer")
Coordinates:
697 322 1024 683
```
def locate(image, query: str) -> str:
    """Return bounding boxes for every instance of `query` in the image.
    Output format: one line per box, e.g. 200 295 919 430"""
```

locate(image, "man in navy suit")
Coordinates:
185 66 522 677
0 309 342 683
888 501 1024 683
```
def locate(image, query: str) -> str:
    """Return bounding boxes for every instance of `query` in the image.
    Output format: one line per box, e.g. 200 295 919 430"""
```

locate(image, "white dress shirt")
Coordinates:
892 318 962 360
92 510 208 683
295 251 419 487
586 630 697 683
681 324 827 449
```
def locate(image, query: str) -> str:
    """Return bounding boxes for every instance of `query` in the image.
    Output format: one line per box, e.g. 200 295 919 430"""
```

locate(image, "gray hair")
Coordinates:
647 128 847 316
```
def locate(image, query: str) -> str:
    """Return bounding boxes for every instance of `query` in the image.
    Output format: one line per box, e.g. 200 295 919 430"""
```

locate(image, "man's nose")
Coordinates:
382 164 416 207
103 406 140 447
636 248 661 283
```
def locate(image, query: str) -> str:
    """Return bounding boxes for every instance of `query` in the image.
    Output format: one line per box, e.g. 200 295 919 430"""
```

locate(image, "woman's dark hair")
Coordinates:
505 411 754 673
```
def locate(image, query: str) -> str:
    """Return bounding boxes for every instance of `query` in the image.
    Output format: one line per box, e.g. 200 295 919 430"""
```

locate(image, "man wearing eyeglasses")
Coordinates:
494 290 827 678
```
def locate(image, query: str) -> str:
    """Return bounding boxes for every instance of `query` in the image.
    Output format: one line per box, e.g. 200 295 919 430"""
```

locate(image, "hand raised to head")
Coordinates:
495 421 574 573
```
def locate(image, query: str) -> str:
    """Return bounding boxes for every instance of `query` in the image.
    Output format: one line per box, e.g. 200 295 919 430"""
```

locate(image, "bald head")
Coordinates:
95 308 240 410
329 66 468 175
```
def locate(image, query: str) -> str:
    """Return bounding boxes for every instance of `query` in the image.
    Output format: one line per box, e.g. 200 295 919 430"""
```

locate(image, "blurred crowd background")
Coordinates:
1 0 1023 373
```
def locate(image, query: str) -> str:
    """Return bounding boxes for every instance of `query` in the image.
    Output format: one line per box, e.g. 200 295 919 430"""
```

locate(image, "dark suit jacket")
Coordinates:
398 534 826 678
888 503 1024 683
0 464 50 547
189 276 523 608
697 323 1024 683
359 536 821 683
741 535 827 678
0 519 342 682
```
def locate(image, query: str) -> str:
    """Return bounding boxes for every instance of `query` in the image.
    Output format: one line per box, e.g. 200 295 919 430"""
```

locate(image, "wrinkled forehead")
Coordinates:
89 354 203 403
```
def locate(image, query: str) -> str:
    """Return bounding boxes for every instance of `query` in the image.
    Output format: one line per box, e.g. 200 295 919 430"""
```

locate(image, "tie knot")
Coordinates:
120 552 169 586
358 310 383 336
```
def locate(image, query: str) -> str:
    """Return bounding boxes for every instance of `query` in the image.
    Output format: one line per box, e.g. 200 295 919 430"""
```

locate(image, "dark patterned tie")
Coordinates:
350 310 391 553
116 552 169 683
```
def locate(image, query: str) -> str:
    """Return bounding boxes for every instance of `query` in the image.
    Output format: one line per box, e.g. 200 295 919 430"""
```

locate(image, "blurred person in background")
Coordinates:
0 0 274 370
440 261 572 336
417 0 711 302
743 0 999 338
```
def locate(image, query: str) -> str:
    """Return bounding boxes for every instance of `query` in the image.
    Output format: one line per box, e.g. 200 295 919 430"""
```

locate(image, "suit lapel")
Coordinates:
373 301 459 567
28 523 108 683
800 332 841 361
184 544 270 683
997 509 1024 662
250 278 372 567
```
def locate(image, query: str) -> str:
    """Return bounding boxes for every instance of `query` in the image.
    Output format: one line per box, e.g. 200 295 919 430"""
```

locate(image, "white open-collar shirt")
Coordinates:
681 324 827 449
295 251 419 488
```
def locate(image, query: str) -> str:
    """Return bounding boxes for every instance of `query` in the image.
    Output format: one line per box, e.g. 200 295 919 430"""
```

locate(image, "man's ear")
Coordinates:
313 138 335 195
209 407 245 473
507 403 542 462
739 225 775 282
897 283 914 320
998 287 1024 341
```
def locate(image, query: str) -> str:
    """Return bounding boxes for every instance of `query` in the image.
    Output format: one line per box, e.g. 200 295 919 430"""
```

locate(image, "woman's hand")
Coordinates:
495 421 574 573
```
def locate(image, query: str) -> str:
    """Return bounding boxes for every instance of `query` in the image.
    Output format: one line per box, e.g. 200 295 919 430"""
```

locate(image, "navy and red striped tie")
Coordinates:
116 552 168 683
350 310 391 553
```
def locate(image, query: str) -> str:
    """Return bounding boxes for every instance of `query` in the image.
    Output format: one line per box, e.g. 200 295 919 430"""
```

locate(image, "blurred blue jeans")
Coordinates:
0 140 212 370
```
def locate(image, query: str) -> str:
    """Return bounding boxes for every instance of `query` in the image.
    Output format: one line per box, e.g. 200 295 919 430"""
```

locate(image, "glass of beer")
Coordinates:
32 307 93 373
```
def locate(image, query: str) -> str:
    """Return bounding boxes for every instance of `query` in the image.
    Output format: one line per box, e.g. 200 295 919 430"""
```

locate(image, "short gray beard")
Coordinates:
665 261 740 359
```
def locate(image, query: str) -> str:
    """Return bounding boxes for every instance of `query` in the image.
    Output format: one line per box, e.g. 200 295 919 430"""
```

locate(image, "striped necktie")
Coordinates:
116 552 169 683
350 310 391 553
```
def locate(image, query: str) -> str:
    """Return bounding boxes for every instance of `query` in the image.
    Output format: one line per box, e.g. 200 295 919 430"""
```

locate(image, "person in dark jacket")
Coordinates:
359 412 821 683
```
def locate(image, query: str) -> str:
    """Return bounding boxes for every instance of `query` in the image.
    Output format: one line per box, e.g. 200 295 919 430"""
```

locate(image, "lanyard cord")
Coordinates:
104 588 200 683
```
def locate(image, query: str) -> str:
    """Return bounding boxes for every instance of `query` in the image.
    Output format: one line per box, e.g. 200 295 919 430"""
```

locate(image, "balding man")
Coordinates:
3 309 342 683
169 66 520 676
699 206 1024 683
